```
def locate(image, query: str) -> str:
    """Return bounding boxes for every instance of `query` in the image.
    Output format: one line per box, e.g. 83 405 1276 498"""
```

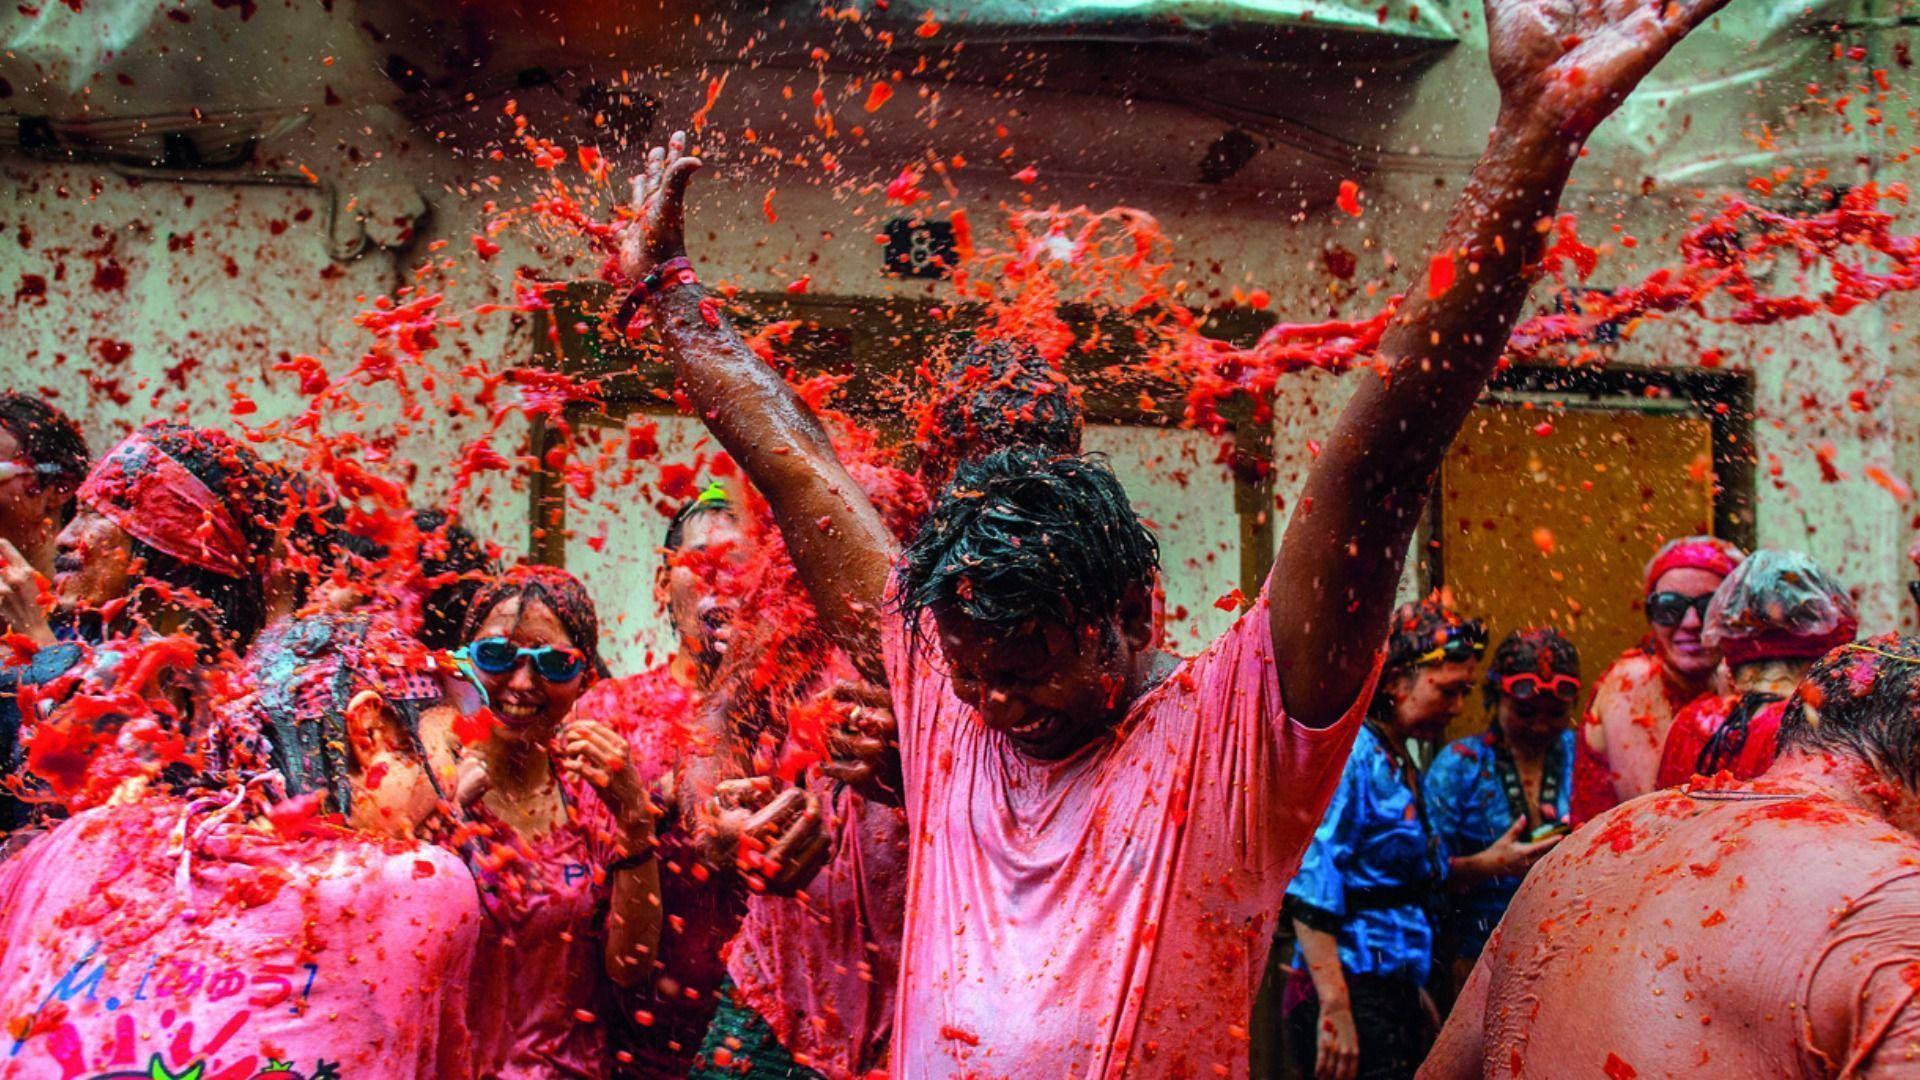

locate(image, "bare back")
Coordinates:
1427 778 1920 1077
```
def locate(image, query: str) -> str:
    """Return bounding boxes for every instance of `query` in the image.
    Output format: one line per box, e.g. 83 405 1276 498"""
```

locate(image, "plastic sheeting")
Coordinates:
826 0 1458 43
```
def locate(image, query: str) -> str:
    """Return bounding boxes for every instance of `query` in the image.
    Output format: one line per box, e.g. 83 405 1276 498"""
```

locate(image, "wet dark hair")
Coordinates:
463 563 607 680
0 391 89 521
414 508 493 650
238 615 446 819
1382 595 1487 678
1777 635 1920 788
937 339 1083 452
664 491 735 553
895 447 1158 633
257 462 359 611
1483 626 1581 707
125 422 277 649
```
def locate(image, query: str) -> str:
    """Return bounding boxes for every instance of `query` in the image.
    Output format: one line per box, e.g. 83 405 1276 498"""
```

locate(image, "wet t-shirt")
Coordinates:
1431 777 1920 1077
1286 724 1446 984
466 774 627 1079
1656 692 1787 791
1422 729 1574 965
0 798 479 1080
724 777 909 1080
884 584 1375 1079
570 666 745 1073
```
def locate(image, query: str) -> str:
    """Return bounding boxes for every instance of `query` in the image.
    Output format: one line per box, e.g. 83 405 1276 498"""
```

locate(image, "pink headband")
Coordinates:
77 432 251 578
1643 537 1744 594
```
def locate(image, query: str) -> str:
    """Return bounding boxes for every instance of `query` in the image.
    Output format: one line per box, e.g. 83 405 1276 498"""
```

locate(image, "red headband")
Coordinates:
1643 537 1743 595
78 432 251 579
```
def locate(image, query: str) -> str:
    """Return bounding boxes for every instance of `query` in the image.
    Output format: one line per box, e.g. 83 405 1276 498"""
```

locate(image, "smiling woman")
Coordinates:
444 565 663 1079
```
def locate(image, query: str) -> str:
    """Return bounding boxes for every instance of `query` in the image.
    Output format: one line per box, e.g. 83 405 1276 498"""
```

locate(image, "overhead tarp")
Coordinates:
811 0 1458 45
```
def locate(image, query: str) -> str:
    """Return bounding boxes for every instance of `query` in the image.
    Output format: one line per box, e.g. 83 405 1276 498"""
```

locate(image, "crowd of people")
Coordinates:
11 0 1920 1075
1282 536 1868 1078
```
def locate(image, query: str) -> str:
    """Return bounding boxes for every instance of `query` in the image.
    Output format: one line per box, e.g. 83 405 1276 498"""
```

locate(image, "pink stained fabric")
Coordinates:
883 583 1375 1079
1570 647 1703 826
77 430 252 579
570 666 745 1073
466 771 629 1079
723 778 910 1080
0 798 480 1080
1641 534 1744 594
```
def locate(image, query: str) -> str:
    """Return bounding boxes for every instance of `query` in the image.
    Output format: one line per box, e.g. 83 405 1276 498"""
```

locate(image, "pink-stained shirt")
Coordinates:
0 798 480 1080
466 772 629 1079
883 585 1374 1079
724 778 909 1080
570 667 745 1073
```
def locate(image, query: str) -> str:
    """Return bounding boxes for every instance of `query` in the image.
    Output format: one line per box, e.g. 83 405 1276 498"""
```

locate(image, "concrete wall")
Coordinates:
5 1 1918 667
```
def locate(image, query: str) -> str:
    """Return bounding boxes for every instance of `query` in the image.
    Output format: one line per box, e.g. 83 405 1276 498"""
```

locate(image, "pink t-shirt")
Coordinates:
723 778 909 1080
572 667 746 1072
0 798 479 1080
884 585 1372 1079
465 774 628 1079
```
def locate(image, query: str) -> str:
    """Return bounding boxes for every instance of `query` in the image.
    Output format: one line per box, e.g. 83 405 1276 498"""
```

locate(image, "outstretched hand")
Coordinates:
820 679 903 806
1484 816 1564 876
703 778 834 895
616 129 702 282
1487 0 1733 139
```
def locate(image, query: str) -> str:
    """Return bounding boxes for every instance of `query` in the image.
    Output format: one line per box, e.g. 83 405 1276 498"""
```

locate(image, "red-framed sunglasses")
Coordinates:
1499 672 1581 703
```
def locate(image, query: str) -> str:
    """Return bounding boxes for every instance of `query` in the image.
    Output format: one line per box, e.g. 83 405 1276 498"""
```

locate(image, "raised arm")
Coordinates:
617 135 897 681
1269 0 1731 726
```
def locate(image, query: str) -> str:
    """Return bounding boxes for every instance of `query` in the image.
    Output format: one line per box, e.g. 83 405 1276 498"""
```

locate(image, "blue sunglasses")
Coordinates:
467 637 587 683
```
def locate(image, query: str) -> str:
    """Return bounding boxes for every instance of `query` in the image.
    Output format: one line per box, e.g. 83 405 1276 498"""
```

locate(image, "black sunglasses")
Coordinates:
1645 591 1713 627
468 637 587 683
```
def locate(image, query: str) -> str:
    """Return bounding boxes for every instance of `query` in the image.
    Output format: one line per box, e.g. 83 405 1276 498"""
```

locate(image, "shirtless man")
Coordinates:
612 0 1730 1067
1425 636 1920 1078
1570 536 1744 823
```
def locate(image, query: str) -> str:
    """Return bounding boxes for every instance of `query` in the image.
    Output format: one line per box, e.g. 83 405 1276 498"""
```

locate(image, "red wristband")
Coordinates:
615 257 699 333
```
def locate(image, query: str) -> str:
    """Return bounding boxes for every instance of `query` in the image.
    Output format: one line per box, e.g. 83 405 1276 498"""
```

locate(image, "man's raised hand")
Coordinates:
1487 0 1733 139
616 129 702 282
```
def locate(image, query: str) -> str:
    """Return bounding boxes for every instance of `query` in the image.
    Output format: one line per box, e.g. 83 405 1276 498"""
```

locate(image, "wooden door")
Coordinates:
1436 402 1716 743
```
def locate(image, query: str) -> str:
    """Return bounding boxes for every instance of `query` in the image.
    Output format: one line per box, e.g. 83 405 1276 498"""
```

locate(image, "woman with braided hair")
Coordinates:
1656 549 1858 789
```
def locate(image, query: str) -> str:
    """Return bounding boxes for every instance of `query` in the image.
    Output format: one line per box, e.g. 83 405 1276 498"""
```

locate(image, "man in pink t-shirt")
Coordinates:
609 0 1726 1067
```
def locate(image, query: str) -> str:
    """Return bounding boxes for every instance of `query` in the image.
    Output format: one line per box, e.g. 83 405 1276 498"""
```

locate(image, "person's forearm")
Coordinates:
652 285 895 677
1270 115 1577 726
604 819 662 989
1292 919 1353 1012
1341 116 1577 503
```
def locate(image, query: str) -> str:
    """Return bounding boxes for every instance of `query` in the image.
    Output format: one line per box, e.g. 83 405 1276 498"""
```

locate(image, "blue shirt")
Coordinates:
1286 724 1446 983
1422 728 1575 964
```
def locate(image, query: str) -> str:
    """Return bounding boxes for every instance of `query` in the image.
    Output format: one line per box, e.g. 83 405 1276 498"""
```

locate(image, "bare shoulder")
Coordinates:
1801 857 1920 1070
1594 649 1661 696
